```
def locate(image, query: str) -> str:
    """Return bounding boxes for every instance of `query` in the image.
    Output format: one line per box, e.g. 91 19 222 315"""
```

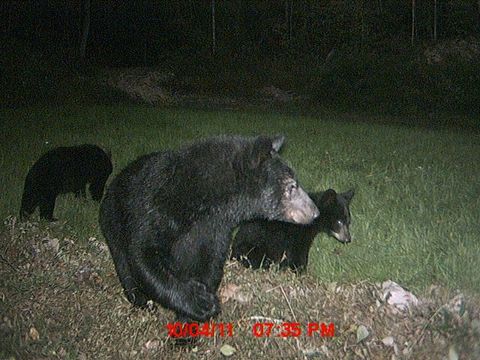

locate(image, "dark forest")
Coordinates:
2 1 480 115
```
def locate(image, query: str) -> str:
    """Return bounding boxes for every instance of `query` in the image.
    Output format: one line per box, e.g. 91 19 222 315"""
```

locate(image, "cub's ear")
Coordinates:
321 189 337 207
341 189 355 204
309 192 324 206
250 135 286 169
271 135 285 154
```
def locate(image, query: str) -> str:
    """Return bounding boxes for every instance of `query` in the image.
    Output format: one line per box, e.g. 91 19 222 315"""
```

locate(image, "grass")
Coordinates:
2 219 480 358
1 105 479 296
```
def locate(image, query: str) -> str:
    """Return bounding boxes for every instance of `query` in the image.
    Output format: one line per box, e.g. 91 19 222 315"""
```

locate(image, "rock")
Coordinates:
471 319 480 333
220 344 236 357
443 294 465 317
142 339 160 352
382 336 394 346
29 327 40 341
302 348 323 358
382 281 419 312
46 238 60 252
448 345 459 360
356 325 369 343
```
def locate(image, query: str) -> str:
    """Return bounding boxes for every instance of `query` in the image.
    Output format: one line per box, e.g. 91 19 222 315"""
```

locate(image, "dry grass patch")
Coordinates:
1 217 479 359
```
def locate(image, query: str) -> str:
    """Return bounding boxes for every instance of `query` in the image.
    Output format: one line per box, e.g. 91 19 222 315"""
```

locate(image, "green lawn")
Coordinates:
1 105 479 294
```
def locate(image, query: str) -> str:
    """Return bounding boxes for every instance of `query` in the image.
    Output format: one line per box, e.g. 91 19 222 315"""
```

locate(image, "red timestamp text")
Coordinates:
166 322 234 338
252 322 335 338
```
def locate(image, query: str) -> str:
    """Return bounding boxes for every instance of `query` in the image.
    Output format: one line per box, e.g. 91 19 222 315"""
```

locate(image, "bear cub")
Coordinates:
99 135 319 323
20 144 113 221
232 189 354 273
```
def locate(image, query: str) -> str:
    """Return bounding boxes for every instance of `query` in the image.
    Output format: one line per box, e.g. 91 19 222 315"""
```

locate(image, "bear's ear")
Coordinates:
321 189 337 207
309 192 324 206
271 135 285 154
250 135 286 169
341 189 355 204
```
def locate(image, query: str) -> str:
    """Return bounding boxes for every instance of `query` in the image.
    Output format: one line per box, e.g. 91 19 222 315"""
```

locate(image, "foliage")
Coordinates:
1 1 479 63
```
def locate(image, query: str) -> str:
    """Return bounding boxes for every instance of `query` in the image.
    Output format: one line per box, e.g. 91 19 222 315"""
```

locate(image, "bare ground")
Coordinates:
1 216 479 359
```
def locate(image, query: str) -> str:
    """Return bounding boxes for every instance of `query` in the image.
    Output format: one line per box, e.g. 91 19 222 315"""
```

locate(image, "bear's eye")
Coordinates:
287 182 297 196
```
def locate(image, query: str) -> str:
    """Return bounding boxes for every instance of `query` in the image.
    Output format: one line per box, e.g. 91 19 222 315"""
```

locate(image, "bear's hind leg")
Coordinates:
39 193 58 221
282 243 310 273
20 189 39 219
109 244 149 307
89 176 108 201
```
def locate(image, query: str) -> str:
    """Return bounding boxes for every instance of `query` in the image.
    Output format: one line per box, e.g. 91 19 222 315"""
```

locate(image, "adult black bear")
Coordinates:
232 189 354 273
20 144 113 221
99 135 319 323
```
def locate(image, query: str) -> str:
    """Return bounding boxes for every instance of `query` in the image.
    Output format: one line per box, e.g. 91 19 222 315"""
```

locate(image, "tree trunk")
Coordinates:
433 0 437 41
289 0 293 44
478 0 480 30
411 0 416 45
211 0 216 56
285 0 293 45
5 2 13 34
79 0 91 62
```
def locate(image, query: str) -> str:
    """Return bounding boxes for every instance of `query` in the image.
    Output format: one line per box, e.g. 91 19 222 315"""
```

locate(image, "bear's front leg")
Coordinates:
177 223 232 294
129 236 220 322
282 243 310 273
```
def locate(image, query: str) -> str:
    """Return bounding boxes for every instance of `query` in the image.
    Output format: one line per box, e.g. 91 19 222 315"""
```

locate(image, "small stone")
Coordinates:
302 348 323 358
382 336 394 346
29 327 40 341
356 325 369 343
327 282 337 293
220 344 236 357
446 294 465 316
448 345 459 360
142 339 159 352
47 238 60 252
471 319 480 333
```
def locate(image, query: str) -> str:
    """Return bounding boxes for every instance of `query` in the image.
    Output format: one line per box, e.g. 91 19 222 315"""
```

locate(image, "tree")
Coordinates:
211 0 216 56
285 0 293 45
411 0 416 45
79 0 91 62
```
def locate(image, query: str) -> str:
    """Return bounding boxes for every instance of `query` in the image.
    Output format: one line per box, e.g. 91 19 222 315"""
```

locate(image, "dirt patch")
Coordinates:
106 68 175 105
1 217 479 359
104 68 303 110
423 37 480 64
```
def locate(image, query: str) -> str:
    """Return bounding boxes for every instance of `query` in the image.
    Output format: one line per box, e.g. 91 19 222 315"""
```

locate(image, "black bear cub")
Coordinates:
20 144 113 221
232 189 354 273
99 135 319 324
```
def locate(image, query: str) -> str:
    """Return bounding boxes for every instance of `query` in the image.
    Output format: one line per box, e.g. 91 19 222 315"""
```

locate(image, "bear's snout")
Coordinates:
284 187 319 225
